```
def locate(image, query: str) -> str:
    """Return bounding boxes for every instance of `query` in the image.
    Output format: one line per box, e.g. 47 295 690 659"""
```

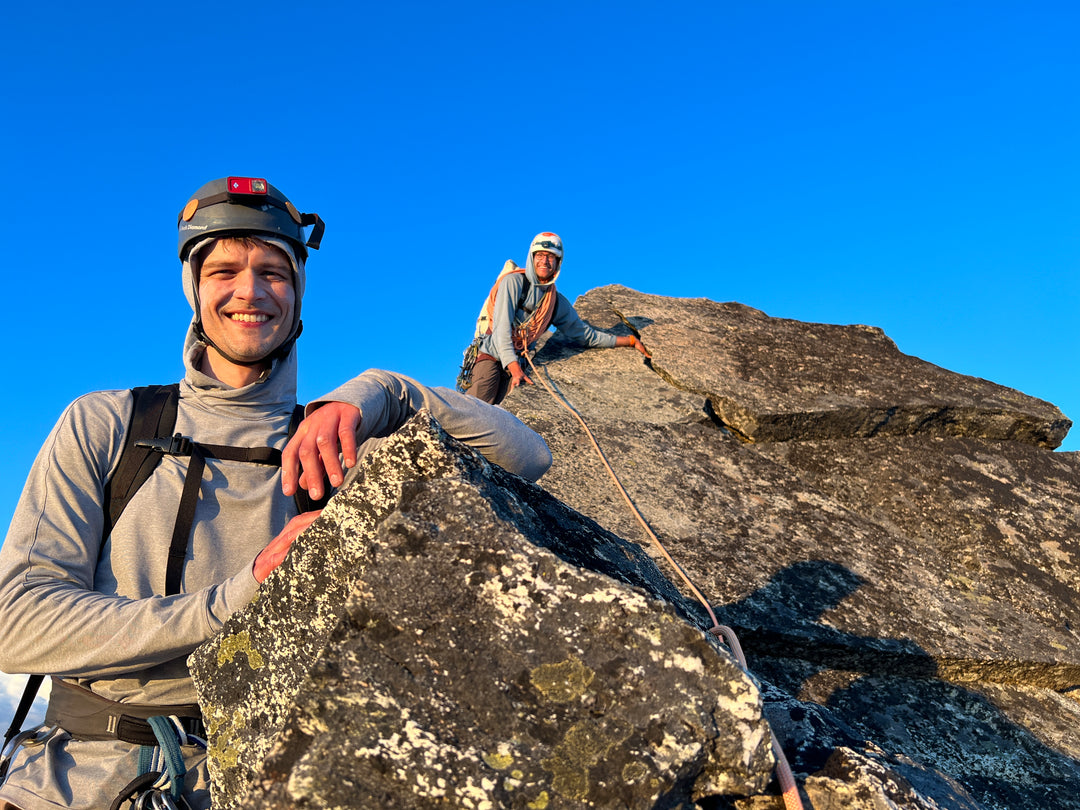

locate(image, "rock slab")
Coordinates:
503 286 1080 809
190 413 774 810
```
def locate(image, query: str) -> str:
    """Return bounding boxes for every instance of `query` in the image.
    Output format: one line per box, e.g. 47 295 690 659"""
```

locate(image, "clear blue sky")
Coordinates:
2 1 1077 535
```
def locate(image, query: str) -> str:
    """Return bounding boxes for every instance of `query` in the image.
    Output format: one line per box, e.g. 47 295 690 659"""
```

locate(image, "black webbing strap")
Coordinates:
108 772 160 810
165 443 204 597
163 441 290 596
2 674 44 754
103 385 180 542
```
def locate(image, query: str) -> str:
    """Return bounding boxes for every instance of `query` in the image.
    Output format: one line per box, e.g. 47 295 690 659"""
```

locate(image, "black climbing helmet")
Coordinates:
177 176 325 262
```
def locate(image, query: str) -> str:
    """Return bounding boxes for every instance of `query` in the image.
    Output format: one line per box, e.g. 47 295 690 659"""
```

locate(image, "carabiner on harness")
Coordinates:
133 788 191 810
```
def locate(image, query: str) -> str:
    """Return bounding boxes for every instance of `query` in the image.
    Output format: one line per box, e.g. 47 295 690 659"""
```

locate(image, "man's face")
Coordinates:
533 250 560 282
198 239 296 367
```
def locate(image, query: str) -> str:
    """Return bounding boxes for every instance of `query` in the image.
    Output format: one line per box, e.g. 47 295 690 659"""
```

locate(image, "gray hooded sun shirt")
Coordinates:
477 237 617 370
0 240 551 810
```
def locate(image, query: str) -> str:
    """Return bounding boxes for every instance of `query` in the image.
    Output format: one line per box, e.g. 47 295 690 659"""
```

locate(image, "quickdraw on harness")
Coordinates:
1 384 330 803
521 349 806 810
457 261 557 392
106 713 203 810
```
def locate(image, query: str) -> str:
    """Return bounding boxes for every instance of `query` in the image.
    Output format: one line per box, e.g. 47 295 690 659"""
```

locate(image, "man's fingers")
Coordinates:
338 409 361 469
281 403 362 499
254 509 323 582
280 421 309 497
317 430 344 489
298 439 328 500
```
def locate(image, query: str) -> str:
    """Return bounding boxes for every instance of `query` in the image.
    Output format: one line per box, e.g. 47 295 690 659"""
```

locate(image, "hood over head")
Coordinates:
525 231 563 287
182 234 306 372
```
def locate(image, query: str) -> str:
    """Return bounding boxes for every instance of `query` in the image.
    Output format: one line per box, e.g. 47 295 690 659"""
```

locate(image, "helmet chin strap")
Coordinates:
193 320 304 368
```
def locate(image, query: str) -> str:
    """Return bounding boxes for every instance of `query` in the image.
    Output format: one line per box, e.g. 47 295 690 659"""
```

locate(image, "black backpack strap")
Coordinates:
164 441 205 597
102 384 180 542
105 388 330 594
161 404 329 594
4 389 177 763
161 440 293 596
1 674 44 761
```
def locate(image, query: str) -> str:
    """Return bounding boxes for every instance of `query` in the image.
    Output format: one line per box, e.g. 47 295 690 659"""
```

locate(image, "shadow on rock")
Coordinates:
708 560 1080 810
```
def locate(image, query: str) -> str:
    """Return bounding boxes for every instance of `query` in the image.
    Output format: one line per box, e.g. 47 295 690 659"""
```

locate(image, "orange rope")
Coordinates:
522 349 805 810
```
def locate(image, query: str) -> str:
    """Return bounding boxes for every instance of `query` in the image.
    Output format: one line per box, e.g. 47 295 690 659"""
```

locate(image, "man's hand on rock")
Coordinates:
282 401 362 500
253 510 322 583
616 335 652 359
507 360 533 392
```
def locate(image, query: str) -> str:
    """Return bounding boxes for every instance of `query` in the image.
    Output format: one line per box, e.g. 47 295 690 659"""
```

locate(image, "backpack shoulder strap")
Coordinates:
476 262 530 338
102 384 179 541
1 673 44 767
103 388 328 594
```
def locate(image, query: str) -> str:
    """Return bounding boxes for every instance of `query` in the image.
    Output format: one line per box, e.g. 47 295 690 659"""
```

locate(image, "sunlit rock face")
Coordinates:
193 286 1080 809
503 286 1080 809
191 412 773 810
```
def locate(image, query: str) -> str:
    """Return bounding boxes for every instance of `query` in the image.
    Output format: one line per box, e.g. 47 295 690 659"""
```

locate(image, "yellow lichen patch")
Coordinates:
530 656 595 703
526 791 550 809
206 709 246 769
622 761 649 783
483 752 515 770
541 720 628 800
216 630 265 669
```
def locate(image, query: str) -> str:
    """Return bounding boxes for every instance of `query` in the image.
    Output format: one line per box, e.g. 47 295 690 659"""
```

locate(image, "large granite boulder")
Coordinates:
191 284 1080 809
190 413 774 810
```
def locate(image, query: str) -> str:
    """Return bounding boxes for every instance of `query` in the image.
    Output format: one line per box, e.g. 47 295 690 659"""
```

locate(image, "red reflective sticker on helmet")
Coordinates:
226 177 268 196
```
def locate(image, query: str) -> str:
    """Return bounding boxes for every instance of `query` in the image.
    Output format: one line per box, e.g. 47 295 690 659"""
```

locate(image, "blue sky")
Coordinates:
1 0 1077 538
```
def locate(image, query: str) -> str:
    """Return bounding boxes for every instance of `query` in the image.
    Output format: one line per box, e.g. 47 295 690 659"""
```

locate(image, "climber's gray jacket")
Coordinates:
0 328 551 810
479 252 616 370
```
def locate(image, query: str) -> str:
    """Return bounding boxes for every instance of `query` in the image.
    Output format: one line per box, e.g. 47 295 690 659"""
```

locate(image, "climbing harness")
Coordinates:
106 713 203 810
522 348 806 810
0 677 208 807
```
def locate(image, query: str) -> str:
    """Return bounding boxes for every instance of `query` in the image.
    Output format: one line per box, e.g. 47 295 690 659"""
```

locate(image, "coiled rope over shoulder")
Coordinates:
521 348 804 810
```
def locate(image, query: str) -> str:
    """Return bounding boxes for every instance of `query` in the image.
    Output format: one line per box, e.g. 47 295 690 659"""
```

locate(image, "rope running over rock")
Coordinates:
521 347 804 810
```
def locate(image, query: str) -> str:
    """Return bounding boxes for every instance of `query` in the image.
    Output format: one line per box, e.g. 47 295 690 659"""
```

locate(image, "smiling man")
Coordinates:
462 231 651 405
0 177 551 810
196 237 296 383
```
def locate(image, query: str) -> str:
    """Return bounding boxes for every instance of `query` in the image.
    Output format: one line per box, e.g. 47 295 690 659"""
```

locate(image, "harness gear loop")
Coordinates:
521 349 806 810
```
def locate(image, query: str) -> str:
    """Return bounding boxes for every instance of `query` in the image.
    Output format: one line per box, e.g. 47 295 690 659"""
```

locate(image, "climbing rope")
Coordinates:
521 347 805 810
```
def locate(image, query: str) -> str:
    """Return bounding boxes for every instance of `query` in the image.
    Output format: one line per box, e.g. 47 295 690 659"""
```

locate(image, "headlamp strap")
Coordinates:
178 194 324 251
301 213 325 250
